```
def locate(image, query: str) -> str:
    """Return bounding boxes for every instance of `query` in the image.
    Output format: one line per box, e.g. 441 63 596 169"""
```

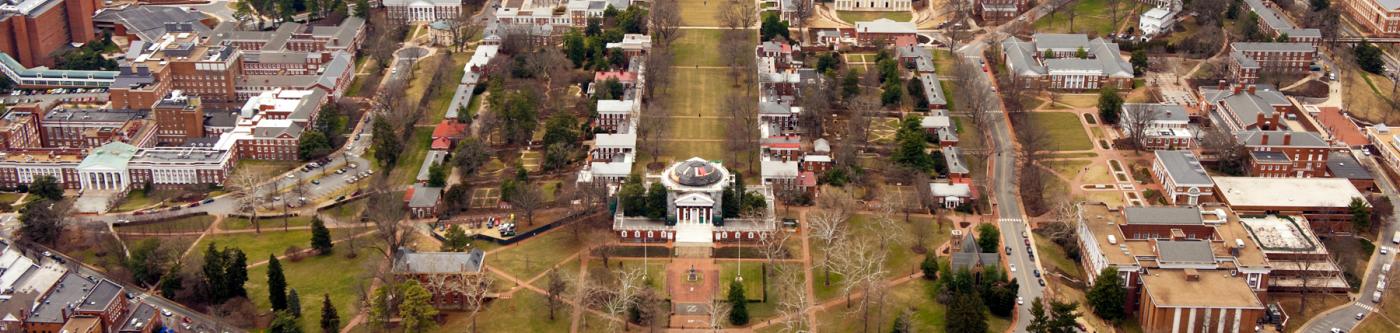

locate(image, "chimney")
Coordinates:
1233 85 1243 95
1185 268 1200 281
1261 133 1269 145
1218 79 1227 90
1283 132 1292 145
1247 85 1257 95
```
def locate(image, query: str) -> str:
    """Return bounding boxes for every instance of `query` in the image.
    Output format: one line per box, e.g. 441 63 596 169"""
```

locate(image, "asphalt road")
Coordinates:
1300 150 1400 333
958 42 1046 333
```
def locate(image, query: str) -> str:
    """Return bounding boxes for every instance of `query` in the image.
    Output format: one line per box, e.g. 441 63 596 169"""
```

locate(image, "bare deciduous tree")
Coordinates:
513 185 544 226
229 166 265 233
650 0 683 48
1121 103 1164 151
367 190 410 266
810 190 855 287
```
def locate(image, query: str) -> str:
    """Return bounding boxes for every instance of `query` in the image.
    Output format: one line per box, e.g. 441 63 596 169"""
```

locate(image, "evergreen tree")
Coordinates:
727 282 749 325
921 254 940 280
1097 88 1123 124
28 175 62 201
891 310 913 333
618 174 647 216
201 244 227 300
353 0 369 18
310 218 333 254
269 311 304 333
1086 268 1127 322
976 224 1000 253
441 224 471 251
645 182 668 219
159 263 183 298
1350 197 1373 231
288 288 302 318
945 292 989 333
228 249 248 297
399 281 440 333
320 294 341 333
268 255 289 311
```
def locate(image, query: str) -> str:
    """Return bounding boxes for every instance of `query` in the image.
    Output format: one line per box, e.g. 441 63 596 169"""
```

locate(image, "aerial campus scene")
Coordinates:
3 0 1400 332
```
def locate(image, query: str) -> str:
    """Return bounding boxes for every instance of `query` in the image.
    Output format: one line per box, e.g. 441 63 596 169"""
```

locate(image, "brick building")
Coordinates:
0 0 100 68
1338 0 1400 36
1001 34 1135 91
152 92 205 145
1236 130 1331 178
1151 150 1215 206
976 0 1029 23
1227 42 1315 83
391 248 487 309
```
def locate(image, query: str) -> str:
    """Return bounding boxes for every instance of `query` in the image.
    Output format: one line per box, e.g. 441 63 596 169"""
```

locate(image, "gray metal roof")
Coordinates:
943 146 969 174
77 279 122 311
1124 206 1204 225
408 184 443 207
1249 150 1290 163
1230 50 1259 69
919 73 946 107
1001 37 1045 76
1235 130 1328 147
394 248 486 274
1032 33 1089 52
93 6 210 41
1153 150 1213 186
416 150 447 182
120 303 158 332
1156 240 1216 264
27 273 95 323
1045 58 1105 72
1244 0 1298 31
1231 42 1315 53
1327 152 1374 180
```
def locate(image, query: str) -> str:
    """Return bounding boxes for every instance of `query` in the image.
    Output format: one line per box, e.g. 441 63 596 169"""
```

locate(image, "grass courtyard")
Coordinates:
677 0 728 27
1029 112 1094 151
672 29 757 67
245 246 384 331
1031 0 1140 36
491 228 586 280
642 67 755 165
837 10 913 23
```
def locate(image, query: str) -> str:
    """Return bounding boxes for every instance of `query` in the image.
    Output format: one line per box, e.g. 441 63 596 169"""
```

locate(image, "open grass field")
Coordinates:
112 191 164 212
322 199 365 220
587 259 669 298
1044 159 1093 178
1030 112 1094 151
1345 68 1400 123
193 228 359 259
814 279 943 331
1031 0 1140 36
672 29 756 67
677 0 730 26
646 67 753 164
424 52 470 125
716 261 766 300
836 10 913 23
437 291 579 332
232 160 300 180
492 228 585 280
1033 234 1083 280
224 215 314 230
810 212 949 301
386 127 434 186
115 215 215 234
246 246 384 331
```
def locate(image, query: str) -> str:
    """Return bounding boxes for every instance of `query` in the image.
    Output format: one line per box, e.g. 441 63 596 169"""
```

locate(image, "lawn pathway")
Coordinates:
178 215 224 260
749 271 927 331
569 253 591 333
799 208 819 329
244 229 378 268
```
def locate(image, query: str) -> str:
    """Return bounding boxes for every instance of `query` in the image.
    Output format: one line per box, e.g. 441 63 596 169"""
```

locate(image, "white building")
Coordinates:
834 0 911 11
1120 103 1195 149
1138 7 1176 37
383 0 466 23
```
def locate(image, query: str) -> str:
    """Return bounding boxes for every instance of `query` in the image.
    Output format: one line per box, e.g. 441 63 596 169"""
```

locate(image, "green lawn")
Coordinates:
321 200 365 221
1031 0 1140 36
717 261 766 301
386 127 435 186
1030 112 1094 151
246 246 384 331
114 215 215 234
425 52 470 125
1033 234 1084 280
224 215 314 230
672 29 756 67
587 259 669 299
436 291 576 333
232 160 301 179
837 10 913 23
677 0 728 26
1043 159 1093 178
815 279 943 331
193 228 357 259
647 67 752 165
491 229 585 280
112 191 165 212
810 213 949 301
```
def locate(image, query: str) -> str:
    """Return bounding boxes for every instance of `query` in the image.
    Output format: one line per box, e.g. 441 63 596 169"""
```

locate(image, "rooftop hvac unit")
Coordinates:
1107 235 1117 245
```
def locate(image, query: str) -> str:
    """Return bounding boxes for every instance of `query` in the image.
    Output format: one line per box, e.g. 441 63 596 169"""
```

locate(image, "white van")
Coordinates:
1374 291 1383 303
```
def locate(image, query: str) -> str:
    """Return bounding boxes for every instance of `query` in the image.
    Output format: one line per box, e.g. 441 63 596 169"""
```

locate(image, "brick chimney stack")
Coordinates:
1283 132 1292 145
1247 85 1257 95
1261 133 1270 144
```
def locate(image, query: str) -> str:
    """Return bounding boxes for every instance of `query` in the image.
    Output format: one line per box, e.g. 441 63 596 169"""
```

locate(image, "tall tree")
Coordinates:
441 224 471 251
288 288 303 318
310 217 333 254
1350 197 1372 231
1097 88 1123 124
399 281 440 333
269 311 304 333
728 282 750 325
320 294 340 333
28 175 62 201
1086 268 1127 322
546 268 567 320
18 199 65 246
976 224 1000 253
268 255 289 311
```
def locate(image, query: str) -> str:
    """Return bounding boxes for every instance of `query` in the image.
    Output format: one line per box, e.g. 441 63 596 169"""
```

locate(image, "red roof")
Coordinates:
432 121 468 139
431 137 452 150
1317 107 1368 147
764 142 801 149
797 171 817 187
402 186 415 202
594 71 637 83
894 35 917 48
